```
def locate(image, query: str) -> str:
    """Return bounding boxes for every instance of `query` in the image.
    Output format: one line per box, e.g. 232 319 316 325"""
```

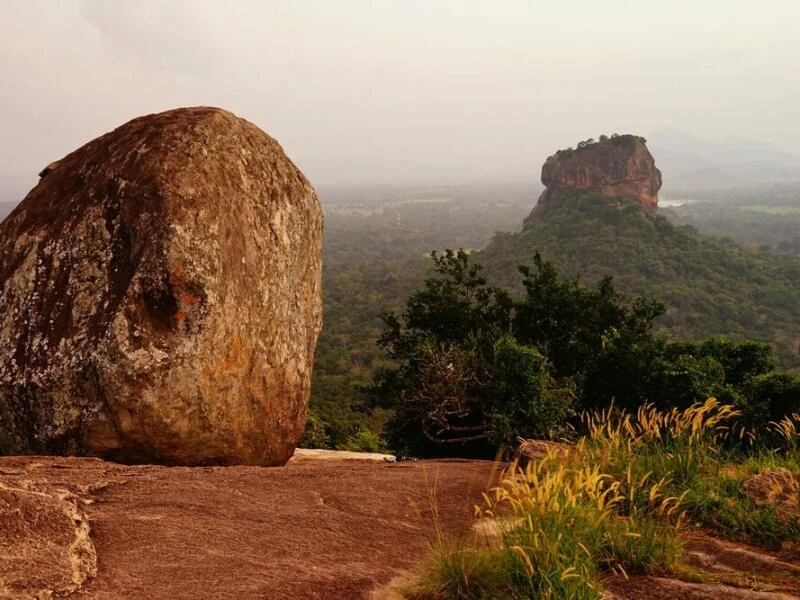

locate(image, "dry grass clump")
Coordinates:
410 400 800 599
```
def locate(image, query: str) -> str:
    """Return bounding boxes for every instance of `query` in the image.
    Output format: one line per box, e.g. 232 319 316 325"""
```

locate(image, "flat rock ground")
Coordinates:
0 456 500 599
1 455 798 599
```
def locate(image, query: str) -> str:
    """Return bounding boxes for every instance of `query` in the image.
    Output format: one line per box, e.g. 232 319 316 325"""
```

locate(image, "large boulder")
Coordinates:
0 107 323 466
527 134 662 223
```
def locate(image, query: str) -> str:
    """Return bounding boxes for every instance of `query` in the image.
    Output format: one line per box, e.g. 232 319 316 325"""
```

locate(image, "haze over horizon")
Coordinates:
2 0 799 201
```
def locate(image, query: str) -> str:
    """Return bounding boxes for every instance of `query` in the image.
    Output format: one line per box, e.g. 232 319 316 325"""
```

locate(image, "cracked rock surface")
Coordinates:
0 479 96 599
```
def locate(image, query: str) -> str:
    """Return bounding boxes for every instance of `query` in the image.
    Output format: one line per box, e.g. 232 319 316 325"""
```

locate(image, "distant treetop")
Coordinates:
547 134 648 162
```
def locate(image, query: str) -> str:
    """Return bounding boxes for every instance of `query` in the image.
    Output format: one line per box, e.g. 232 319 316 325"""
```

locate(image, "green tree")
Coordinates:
369 250 514 456
488 336 574 447
370 251 656 456
740 372 800 431
666 338 774 388
368 250 799 458
513 253 665 411
299 409 332 449
656 354 726 409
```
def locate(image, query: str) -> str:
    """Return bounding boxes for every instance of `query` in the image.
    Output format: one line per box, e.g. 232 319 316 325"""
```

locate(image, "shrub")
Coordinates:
666 337 775 388
299 409 332 449
340 425 385 453
740 372 800 431
488 336 574 448
655 354 726 409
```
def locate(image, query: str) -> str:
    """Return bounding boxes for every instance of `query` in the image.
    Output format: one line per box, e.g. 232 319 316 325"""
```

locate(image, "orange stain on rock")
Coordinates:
216 336 246 375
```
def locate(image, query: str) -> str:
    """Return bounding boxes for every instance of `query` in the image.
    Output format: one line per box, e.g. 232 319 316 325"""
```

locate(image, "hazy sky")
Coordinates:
1 0 799 198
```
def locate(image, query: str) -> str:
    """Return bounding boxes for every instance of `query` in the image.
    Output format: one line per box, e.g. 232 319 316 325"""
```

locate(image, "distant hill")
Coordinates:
665 165 740 186
479 192 800 368
0 174 27 221
649 129 800 187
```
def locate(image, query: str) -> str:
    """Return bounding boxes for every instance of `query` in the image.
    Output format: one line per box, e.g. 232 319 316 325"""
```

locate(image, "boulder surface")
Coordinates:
0 106 323 465
0 481 96 598
527 134 662 223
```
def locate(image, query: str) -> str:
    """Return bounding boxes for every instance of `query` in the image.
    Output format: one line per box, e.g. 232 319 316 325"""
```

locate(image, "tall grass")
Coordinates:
409 400 800 599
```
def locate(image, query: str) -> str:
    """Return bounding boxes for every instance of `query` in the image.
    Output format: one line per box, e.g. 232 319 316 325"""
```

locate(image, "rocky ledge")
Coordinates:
527 134 662 223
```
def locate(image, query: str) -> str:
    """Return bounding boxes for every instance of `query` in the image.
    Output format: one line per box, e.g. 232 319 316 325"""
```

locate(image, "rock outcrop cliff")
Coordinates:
526 135 662 223
0 107 323 466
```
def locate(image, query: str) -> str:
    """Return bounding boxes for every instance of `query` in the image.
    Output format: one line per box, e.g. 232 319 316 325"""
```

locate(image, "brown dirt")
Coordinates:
0 456 501 599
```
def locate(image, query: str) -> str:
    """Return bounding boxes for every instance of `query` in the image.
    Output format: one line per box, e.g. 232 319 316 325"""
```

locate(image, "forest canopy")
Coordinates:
367 250 800 458
305 186 800 454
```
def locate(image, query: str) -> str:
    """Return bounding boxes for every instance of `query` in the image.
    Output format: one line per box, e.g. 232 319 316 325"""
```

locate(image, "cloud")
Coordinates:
80 0 221 74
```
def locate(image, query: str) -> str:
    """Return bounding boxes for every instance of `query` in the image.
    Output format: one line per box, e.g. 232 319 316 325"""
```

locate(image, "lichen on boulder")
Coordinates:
0 107 323 466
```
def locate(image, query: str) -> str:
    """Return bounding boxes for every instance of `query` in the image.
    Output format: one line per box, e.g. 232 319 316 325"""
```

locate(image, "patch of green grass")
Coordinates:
681 474 799 547
407 542 516 600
